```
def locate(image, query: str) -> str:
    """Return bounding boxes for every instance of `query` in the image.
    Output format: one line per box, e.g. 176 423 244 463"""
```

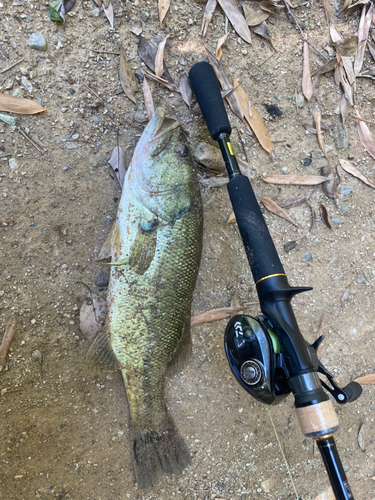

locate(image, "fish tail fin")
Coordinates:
86 324 120 373
130 416 191 488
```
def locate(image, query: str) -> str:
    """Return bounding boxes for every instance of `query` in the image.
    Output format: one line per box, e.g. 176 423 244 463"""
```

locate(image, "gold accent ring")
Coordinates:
256 273 286 285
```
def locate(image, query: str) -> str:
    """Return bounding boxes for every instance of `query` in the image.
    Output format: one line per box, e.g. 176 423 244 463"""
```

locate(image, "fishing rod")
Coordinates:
189 61 362 500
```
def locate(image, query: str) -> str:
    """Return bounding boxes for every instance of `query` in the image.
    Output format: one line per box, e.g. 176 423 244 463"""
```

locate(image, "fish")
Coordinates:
86 108 203 488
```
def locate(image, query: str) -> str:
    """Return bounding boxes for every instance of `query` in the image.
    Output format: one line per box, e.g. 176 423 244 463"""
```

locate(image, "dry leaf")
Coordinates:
230 293 240 308
158 0 170 26
357 423 365 451
0 317 17 373
311 58 337 77
141 69 178 92
333 36 358 57
0 93 46 114
155 35 170 78
103 0 114 28
108 146 126 188
191 306 244 326
217 0 252 44
201 0 217 36
302 39 313 101
356 114 375 160
80 294 107 342
142 78 154 120
119 47 137 104
319 203 332 230
321 166 337 199
216 33 228 61
193 142 225 172
354 4 373 76
368 40 375 62
251 22 273 48
138 37 175 84
261 197 298 227
313 488 335 500
277 187 317 208
312 103 329 161
234 77 274 155
179 73 193 108
339 159 375 188
227 211 236 224
243 4 269 26
206 53 244 120
262 175 329 185
200 177 228 188
340 286 350 308
340 93 351 123
355 373 375 384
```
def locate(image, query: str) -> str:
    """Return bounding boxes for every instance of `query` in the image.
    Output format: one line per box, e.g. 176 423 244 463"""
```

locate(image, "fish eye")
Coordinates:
175 144 188 157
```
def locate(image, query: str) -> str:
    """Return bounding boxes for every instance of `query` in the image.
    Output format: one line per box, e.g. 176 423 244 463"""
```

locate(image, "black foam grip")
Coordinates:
227 175 285 283
189 61 231 141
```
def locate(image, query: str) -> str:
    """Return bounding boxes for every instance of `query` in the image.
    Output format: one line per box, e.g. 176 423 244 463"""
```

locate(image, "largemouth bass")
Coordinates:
87 108 203 488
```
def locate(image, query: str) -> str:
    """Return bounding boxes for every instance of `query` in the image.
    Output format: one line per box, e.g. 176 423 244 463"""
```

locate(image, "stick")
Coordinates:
16 126 45 153
93 49 120 55
259 51 275 66
1 58 24 74
191 306 244 326
0 317 17 373
283 1 328 61
81 81 101 100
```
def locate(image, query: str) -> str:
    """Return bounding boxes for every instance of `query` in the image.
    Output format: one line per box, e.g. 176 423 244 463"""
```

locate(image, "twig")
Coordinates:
93 49 120 55
1 58 24 74
16 126 45 153
81 81 101 100
120 118 144 132
0 317 17 373
349 114 375 126
260 51 275 66
283 1 328 61
1 388 22 395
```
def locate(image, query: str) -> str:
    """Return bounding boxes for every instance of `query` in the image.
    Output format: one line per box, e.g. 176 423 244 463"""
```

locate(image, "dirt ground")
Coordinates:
0 0 375 499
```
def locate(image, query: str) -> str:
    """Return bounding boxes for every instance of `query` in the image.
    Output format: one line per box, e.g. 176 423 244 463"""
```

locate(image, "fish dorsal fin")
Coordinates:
98 222 121 260
128 226 157 275
86 324 120 373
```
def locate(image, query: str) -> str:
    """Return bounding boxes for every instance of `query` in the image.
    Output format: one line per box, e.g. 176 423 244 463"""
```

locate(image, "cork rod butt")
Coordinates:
296 399 339 439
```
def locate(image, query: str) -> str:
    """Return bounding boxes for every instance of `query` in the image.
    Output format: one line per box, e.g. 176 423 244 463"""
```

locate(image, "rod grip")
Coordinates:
227 175 285 283
189 61 231 140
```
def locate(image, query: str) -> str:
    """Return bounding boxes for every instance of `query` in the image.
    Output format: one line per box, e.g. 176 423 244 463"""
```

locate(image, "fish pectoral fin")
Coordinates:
98 221 121 260
86 325 120 373
128 226 157 275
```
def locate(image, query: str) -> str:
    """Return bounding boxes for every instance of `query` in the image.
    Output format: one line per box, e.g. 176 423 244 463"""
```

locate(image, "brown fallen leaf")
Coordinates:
354 4 373 76
200 177 228 188
138 37 175 84
0 317 17 373
230 293 240 308
302 39 313 101
158 0 170 26
217 0 252 44
333 36 358 57
321 166 337 199
339 159 375 188
277 187 317 208
179 73 193 108
141 69 178 92
155 35 170 78
312 103 329 162
0 93 46 114
357 423 365 451
103 0 114 28
142 77 154 120
356 115 375 160
191 306 244 326
319 203 332 230
251 22 274 48
311 58 337 77
80 294 107 343
108 146 126 188
234 77 274 155
216 33 228 61
226 211 236 224
119 46 137 104
262 175 329 185
355 373 375 384
201 0 217 36
193 142 225 172
261 197 298 227
243 4 269 26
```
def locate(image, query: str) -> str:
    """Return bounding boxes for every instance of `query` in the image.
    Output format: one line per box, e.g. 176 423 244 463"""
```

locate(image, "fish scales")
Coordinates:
87 108 203 488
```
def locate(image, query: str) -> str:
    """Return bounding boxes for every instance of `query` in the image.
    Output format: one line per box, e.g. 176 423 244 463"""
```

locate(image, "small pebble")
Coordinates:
356 277 365 284
140 11 149 21
62 166 69 171
28 33 48 52
296 93 304 108
106 215 113 221
58 34 67 42
284 241 297 252
301 157 312 166
304 252 312 262
95 270 109 288
29 222 37 227
281 167 288 173
343 465 350 472
340 186 353 196
331 218 343 224
9 158 18 170
21 76 33 93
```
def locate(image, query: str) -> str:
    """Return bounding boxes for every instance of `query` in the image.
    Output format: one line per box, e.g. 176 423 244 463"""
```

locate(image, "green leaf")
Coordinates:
0 113 16 126
49 0 63 21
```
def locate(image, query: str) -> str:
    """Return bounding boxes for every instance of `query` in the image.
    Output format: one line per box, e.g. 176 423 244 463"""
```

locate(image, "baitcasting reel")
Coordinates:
225 314 362 407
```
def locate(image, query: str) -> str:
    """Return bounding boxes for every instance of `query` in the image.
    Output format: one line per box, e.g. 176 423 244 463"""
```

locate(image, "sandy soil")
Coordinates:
0 0 375 499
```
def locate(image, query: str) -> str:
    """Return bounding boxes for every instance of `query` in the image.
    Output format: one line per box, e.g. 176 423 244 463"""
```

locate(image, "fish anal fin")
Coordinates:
98 222 121 260
86 324 120 373
128 226 157 275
